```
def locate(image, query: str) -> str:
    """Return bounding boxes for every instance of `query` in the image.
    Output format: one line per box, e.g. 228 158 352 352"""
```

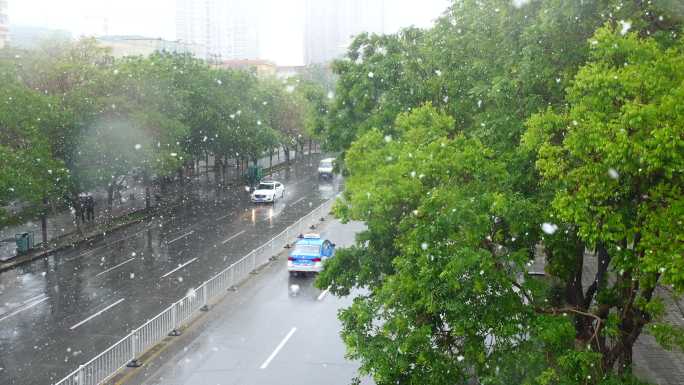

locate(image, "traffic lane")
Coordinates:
139 220 370 385
0 164 338 385
0 154 318 295
0 155 326 318
0 176 332 343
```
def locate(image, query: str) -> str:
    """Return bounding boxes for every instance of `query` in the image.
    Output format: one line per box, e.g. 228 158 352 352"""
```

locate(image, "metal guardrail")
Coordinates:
54 197 337 385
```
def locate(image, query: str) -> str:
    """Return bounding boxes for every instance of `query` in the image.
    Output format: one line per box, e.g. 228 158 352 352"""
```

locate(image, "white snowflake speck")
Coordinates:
541 223 559 235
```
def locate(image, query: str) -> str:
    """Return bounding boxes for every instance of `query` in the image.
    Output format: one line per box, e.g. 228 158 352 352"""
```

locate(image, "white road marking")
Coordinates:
0 296 49 323
216 213 231 221
161 258 198 278
69 298 125 330
222 230 246 244
95 257 136 277
317 286 331 301
260 327 297 369
66 245 105 261
291 197 305 206
167 231 194 244
21 294 47 305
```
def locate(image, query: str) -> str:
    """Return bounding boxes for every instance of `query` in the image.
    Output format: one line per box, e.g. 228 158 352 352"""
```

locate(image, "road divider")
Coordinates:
96 257 136 277
161 258 198 278
0 295 49 323
317 286 331 301
167 231 194 244
70 298 125 330
291 197 306 206
222 230 246 245
260 327 297 369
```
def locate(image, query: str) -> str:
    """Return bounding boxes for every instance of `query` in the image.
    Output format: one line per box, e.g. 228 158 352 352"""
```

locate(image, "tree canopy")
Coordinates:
0 41 327 221
317 0 684 384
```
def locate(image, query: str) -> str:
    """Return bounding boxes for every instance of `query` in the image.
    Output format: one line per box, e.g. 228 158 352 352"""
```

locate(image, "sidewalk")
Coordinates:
0 148 315 264
116 219 371 385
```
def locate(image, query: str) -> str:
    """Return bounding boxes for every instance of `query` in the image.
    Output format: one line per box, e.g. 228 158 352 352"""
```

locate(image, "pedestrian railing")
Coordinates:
54 197 337 385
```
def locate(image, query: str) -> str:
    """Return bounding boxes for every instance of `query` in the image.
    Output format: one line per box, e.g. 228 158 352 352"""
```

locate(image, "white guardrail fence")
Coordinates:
54 197 337 385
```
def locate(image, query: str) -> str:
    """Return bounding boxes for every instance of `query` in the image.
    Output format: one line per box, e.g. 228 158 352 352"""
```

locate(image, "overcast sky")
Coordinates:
8 0 450 65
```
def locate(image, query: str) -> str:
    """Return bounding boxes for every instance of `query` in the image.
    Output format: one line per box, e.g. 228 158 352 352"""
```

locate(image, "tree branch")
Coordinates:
538 306 603 347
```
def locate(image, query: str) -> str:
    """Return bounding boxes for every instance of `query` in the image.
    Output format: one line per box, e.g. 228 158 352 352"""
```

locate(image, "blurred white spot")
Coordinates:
131 252 137 257
512 0 531 8
178 276 184 283
129 273 135 279
457 355 465 362
619 20 632 35
290 284 300 296
384 135 392 143
368 71 374 78
541 223 559 235
608 168 619 180
421 242 428 250
134 144 142 150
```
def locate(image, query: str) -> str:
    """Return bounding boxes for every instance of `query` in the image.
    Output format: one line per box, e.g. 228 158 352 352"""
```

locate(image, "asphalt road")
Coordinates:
130 219 371 385
0 156 342 385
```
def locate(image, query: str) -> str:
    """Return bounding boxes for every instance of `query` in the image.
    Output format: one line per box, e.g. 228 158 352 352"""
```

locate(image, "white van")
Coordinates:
318 158 335 179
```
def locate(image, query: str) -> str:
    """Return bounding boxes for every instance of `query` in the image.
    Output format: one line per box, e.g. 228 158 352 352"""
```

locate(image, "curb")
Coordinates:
0 210 150 273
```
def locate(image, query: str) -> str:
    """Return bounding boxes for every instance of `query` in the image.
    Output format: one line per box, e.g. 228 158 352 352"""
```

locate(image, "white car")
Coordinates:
318 158 335 179
251 181 285 203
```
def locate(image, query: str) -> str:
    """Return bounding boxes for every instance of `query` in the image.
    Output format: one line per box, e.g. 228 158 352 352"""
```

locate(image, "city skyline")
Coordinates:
176 0 261 60
7 0 449 65
0 0 8 48
305 0 386 65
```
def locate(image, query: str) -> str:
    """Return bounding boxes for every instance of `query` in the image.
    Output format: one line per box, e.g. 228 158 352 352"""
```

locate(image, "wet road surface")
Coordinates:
132 219 372 385
0 156 342 385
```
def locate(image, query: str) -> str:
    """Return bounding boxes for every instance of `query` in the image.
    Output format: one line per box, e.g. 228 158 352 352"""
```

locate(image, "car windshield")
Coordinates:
292 244 320 256
320 161 332 168
257 183 274 190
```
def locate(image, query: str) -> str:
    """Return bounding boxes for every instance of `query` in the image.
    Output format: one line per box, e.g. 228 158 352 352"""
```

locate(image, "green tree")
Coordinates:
525 26 684 374
318 0 684 384
0 67 67 223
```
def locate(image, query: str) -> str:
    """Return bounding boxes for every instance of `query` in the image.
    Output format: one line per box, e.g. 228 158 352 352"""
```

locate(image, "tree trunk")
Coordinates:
308 138 312 156
107 184 114 213
215 156 222 185
205 152 210 181
41 197 48 244
143 172 151 210
223 155 227 182
284 147 291 163
269 149 273 169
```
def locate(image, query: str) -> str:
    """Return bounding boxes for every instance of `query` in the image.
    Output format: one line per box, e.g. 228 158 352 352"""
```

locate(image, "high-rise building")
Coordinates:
305 0 385 65
0 0 9 49
176 0 260 61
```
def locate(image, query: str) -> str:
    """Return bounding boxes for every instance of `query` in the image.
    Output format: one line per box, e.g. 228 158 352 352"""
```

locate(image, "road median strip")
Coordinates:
69 298 125 330
260 327 297 369
161 257 198 278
